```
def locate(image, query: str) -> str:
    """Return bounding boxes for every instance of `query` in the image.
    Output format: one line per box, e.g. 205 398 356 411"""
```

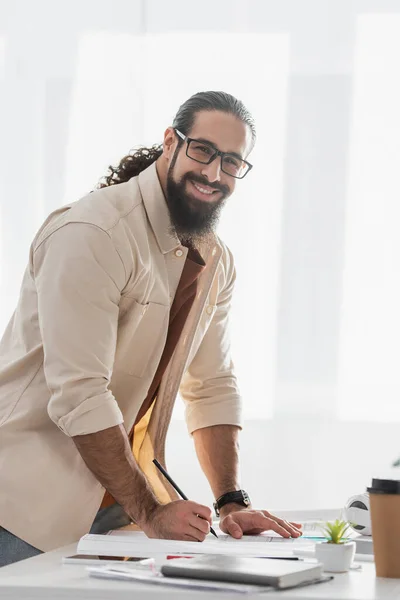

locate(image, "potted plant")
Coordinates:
315 519 356 573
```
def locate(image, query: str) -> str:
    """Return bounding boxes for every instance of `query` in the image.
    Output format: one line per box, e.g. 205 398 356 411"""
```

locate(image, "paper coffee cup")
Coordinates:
367 478 400 578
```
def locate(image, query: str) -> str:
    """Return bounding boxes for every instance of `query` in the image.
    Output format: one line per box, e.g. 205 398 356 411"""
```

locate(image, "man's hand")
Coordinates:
220 507 303 539
141 500 213 542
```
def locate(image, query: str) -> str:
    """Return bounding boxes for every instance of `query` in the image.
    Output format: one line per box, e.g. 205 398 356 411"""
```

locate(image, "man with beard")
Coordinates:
0 91 302 567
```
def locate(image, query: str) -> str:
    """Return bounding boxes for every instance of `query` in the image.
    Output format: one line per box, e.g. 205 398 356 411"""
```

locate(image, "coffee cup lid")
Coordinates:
367 478 400 495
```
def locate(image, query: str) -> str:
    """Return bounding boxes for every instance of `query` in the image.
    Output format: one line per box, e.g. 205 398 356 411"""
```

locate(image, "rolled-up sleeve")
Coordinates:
180 247 242 434
33 222 126 437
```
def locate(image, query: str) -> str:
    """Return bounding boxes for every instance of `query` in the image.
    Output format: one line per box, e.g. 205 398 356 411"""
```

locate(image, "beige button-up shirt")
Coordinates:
0 162 242 551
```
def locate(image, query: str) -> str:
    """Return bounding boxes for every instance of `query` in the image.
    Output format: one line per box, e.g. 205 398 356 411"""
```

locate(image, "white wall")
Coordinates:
166 418 400 510
1 0 400 512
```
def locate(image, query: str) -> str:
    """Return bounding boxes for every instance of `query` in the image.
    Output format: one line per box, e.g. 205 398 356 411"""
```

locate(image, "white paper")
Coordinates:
78 529 315 559
211 526 321 543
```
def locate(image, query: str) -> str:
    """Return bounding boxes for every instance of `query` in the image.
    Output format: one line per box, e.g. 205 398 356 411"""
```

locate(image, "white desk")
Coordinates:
1 510 399 600
1 542 399 600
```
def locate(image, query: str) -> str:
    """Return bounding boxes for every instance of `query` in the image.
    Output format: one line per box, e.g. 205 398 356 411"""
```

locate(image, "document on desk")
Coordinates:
87 564 271 594
77 528 315 558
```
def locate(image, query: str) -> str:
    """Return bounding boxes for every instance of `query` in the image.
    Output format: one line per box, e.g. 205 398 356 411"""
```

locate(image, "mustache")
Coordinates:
184 173 229 195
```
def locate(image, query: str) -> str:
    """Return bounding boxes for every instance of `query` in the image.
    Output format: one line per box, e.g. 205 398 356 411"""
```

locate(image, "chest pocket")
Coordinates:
115 298 169 378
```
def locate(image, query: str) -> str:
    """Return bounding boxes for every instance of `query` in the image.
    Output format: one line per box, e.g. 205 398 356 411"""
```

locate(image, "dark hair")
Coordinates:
97 91 255 188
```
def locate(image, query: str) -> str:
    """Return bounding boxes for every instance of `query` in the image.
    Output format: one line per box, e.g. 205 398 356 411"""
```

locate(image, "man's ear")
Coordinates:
163 127 176 159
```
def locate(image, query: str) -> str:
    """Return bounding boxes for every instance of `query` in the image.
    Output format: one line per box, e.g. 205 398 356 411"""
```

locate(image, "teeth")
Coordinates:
193 181 214 195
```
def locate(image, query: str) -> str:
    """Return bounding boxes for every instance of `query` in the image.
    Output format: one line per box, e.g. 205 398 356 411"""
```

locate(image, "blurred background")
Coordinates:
1 0 400 512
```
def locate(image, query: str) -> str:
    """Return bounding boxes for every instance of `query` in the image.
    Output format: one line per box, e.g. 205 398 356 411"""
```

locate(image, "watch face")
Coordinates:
242 490 251 506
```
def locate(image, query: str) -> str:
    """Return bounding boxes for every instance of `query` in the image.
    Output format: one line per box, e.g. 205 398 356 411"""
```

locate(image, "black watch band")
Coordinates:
213 489 251 517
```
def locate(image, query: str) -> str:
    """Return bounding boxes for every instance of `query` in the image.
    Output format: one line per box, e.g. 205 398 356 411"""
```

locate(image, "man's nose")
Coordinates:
201 156 222 183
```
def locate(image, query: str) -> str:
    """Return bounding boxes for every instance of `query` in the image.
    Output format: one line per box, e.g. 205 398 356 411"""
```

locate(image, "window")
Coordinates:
338 15 400 421
65 33 144 202
0 36 6 320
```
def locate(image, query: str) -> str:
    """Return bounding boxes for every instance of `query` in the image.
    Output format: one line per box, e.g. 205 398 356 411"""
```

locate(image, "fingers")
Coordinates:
189 514 211 536
221 514 243 539
184 524 208 542
190 502 212 525
182 502 213 541
147 500 214 541
219 508 304 540
251 513 292 538
231 511 295 538
261 511 302 537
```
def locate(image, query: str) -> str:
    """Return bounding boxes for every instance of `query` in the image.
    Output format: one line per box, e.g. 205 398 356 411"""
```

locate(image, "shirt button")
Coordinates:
175 249 183 257
206 306 214 315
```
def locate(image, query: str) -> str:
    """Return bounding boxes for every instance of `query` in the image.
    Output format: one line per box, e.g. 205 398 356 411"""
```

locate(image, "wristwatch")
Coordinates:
213 489 251 517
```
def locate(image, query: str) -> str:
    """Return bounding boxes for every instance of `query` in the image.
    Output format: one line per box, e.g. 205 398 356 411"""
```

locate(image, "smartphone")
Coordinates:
62 554 154 566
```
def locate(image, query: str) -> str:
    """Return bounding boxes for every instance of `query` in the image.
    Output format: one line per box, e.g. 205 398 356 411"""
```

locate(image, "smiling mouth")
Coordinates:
189 179 221 200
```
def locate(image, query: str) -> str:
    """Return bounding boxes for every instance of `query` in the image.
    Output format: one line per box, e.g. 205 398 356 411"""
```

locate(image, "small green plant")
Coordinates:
320 519 352 544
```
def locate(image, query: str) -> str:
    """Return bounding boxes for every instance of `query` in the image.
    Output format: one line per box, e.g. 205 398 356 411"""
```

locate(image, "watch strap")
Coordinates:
213 489 251 517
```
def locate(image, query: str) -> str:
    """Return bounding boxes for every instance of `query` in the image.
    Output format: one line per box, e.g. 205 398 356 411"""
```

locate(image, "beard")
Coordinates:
165 154 230 246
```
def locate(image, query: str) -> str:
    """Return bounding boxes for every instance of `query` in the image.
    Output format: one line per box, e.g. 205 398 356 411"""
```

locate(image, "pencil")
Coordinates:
152 458 218 539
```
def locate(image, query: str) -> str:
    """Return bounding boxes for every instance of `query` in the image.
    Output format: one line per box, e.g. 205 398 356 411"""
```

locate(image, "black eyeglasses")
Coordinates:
175 129 253 179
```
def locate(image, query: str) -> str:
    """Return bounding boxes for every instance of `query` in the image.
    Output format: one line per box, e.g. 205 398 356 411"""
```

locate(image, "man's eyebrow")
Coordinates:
194 137 244 161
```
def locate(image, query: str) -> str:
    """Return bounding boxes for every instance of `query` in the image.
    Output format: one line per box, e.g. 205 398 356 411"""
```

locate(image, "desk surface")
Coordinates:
1 543 399 600
1 510 399 600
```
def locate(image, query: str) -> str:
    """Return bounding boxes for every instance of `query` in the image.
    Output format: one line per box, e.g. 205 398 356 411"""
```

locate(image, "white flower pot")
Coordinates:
315 541 356 573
